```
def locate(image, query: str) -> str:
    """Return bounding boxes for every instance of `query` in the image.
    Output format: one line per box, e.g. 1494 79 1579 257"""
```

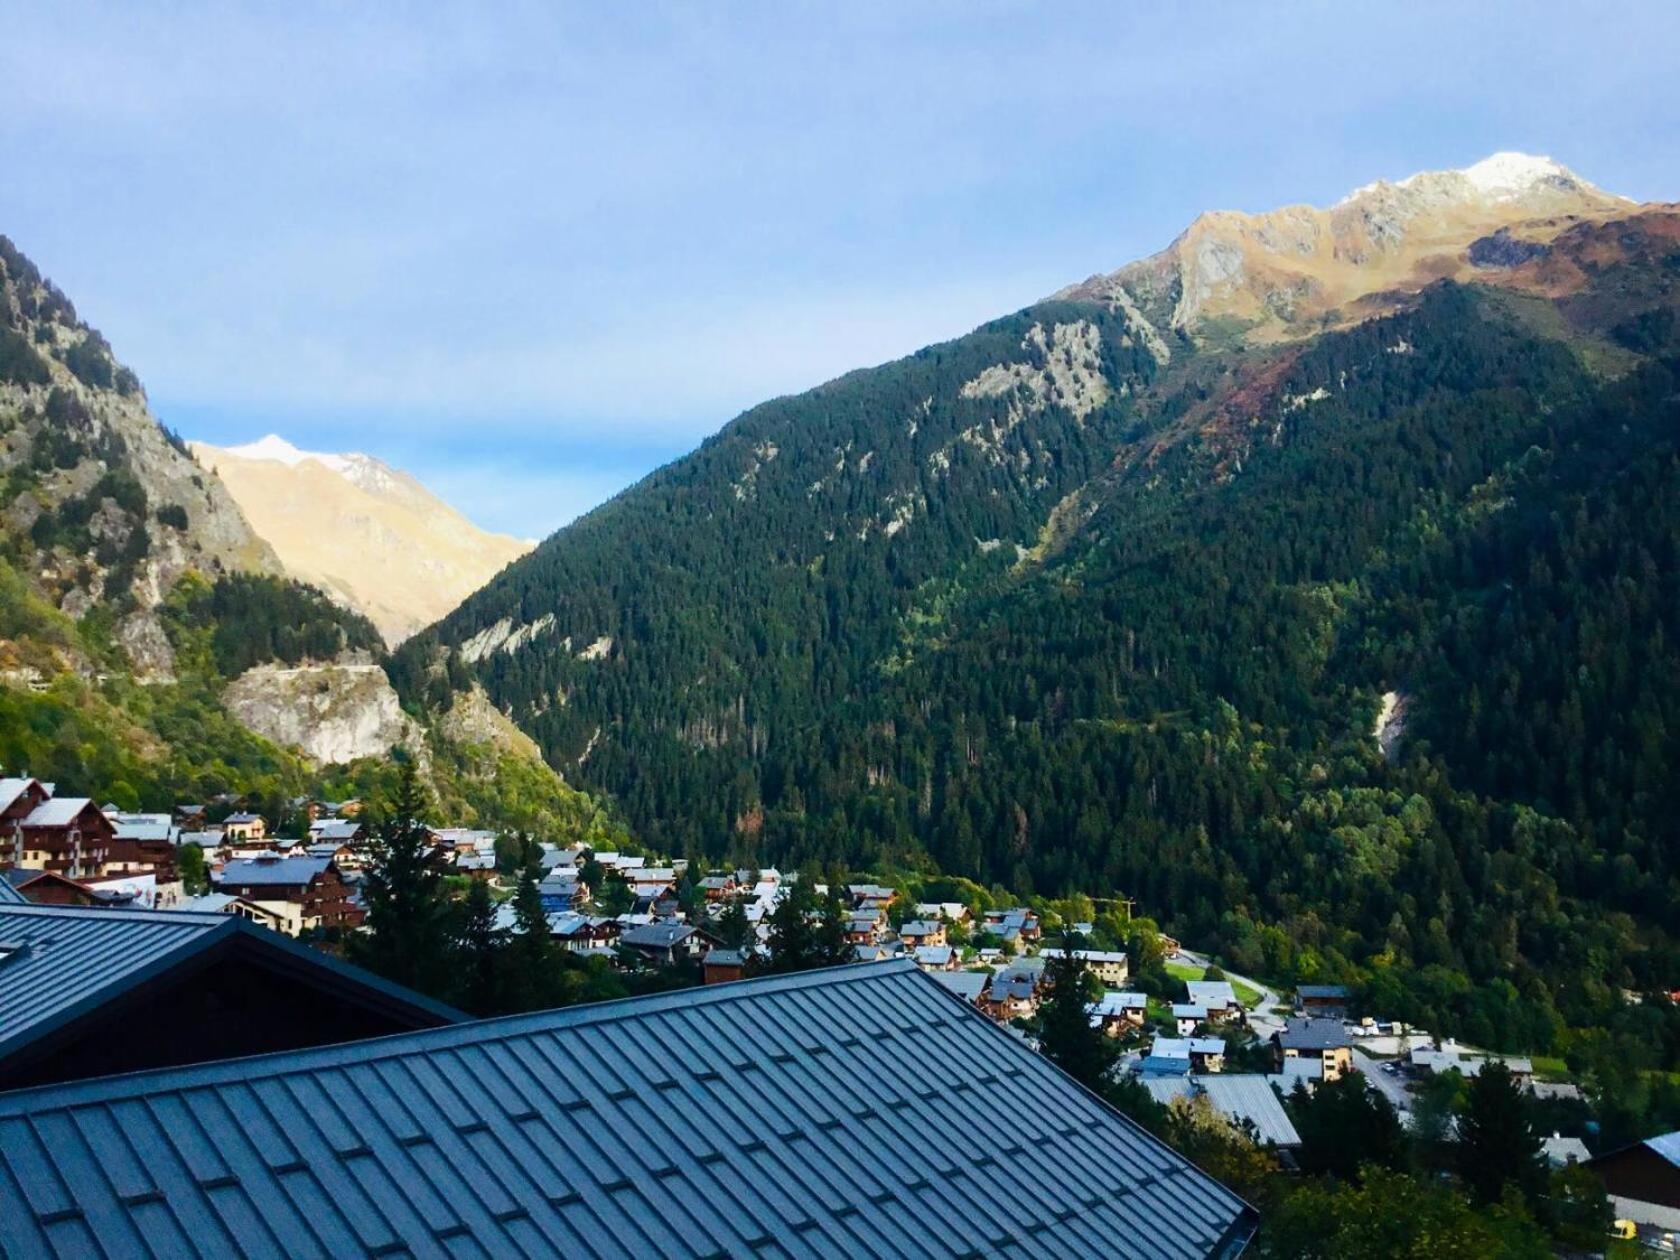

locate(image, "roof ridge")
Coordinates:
0 958 920 1112
0 903 233 927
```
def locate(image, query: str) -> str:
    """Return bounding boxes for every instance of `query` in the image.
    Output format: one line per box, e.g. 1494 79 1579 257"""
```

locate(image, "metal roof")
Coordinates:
0 875 24 905
0 904 462 1075
19 798 98 828
0 904 230 1056
1185 981 1237 1009
1648 1130 1680 1168
1275 1017 1350 1051
0 959 1253 1258
1196 1077 1301 1149
215 856 330 886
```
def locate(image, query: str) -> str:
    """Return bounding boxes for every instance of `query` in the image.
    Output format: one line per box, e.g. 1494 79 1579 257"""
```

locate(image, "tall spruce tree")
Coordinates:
765 882 853 973
1038 933 1116 1092
503 854 562 1012
351 760 452 999
452 878 506 1016
1456 1062 1544 1206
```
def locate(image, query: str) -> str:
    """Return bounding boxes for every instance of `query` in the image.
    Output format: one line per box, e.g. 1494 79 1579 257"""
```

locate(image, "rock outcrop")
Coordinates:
222 659 423 765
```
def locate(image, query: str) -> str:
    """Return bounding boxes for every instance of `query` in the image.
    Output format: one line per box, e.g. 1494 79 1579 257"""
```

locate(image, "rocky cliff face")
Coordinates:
191 435 531 645
1054 153 1634 344
221 657 424 765
0 235 279 678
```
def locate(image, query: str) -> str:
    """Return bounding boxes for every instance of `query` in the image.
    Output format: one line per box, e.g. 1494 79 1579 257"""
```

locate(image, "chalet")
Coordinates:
699 873 738 901
1173 1003 1210 1036
222 812 267 841
847 882 897 910
105 810 179 846
984 969 1039 1021
539 867 586 912
1542 1133 1591 1167
1068 948 1130 987
173 891 291 932
844 912 882 945
702 947 749 984
173 803 208 830
308 817 367 846
8 795 115 878
0 902 460 1091
1093 991 1149 1036
1296 984 1351 1019
1274 1016 1354 1082
619 921 709 967
1589 1131 1680 1234
2 868 100 906
912 944 958 972
898 919 948 949
0 961 1255 1254
213 855 361 935
1150 1036 1227 1074
914 901 970 924
1186 980 1243 1024
984 908 1042 943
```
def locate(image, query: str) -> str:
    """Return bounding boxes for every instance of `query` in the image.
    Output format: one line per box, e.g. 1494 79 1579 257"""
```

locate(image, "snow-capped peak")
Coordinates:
1456 151 1572 198
226 433 352 475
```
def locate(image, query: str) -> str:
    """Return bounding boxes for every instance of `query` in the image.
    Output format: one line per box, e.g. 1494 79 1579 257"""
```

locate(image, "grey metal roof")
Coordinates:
214 856 330 887
1275 1017 1350 1051
1196 1077 1301 1149
0 959 1253 1258
0 874 24 905
0 904 463 1073
0 904 230 1054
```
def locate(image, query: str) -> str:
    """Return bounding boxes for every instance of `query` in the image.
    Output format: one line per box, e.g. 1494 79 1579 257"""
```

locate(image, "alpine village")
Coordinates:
3 17 1680 1258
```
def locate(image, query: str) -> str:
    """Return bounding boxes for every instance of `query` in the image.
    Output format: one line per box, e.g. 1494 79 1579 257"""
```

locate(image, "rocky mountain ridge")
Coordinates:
1053 152 1638 344
191 434 532 645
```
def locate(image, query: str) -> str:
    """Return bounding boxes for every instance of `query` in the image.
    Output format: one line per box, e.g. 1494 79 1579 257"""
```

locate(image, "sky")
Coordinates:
2 3 1677 538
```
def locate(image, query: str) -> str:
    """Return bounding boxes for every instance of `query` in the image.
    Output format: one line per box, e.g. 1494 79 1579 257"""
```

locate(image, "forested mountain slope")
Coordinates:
399 164 1680 1048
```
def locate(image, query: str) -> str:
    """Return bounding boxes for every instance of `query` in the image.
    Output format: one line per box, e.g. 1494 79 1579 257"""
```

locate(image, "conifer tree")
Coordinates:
1456 1062 1544 1206
452 878 505 1016
351 760 452 999
1038 933 1116 1092
504 854 561 1012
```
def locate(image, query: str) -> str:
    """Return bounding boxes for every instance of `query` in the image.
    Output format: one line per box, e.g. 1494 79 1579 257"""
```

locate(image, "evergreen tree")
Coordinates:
1289 1075 1408 1183
764 882 852 973
452 878 505 1016
176 842 208 895
1455 1062 1543 1207
350 761 452 999
715 895 752 949
1038 932 1116 1093
503 855 561 1012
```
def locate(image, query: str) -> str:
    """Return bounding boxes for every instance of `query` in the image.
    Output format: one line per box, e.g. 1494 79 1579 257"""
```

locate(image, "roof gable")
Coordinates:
0 960 1252 1257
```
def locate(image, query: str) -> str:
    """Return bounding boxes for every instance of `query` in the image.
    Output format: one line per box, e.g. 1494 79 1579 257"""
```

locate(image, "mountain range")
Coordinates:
393 152 1680 1047
191 435 531 645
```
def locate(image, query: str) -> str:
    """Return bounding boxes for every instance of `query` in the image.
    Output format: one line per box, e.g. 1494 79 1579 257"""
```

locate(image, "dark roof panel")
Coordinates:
0 960 1253 1257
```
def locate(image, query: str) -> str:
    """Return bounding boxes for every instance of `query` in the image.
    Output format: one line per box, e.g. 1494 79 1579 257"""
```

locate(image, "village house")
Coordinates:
173 803 208 831
213 854 362 935
912 944 958 972
173 891 291 932
6 793 115 879
1150 1035 1227 1074
702 947 749 984
1092 991 1149 1036
913 901 970 924
1407 1044 1533 1088
1186 980 1244 1024
984 969 1040 1021
1296 984 1351 1020
221 812 267 842
934 971 989 1006
699 873 738 901
1173 1003 1210 1036
308 817 367 847
619 921 711 967
1068 948 1129 987
1142 1075 1301 1151
843 911 882 946
847 882 897 911
898 918 948 949
539 867 586 912
1274 1016 1354 1082
2 868 101 906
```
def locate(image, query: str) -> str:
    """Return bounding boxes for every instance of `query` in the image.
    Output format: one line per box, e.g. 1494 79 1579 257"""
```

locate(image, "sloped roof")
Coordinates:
1276 1017 1350 1051
215 856 331 886
1197 1077 1301 1148
0 777 42 815
1186 981 1238 1009
0 904 462 1077
0 873 24 905
0 960 1253 1258
19 797 99 828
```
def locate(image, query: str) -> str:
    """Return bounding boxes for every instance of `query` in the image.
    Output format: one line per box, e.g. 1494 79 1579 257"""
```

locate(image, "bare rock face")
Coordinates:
222 660 423 765
434 683 547 764
1053 152 1635 346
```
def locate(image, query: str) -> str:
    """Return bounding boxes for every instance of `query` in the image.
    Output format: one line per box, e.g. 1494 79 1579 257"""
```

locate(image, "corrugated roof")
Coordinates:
0 904 231 1053
0 960 1253 1258
0 875 24 905
1648 1130 1680 1168
0 904 463 1078
215 856 330 886
1197 1077 1300 1149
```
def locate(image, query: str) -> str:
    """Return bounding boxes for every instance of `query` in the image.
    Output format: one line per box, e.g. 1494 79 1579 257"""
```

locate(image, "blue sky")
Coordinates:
3 3 1677 537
